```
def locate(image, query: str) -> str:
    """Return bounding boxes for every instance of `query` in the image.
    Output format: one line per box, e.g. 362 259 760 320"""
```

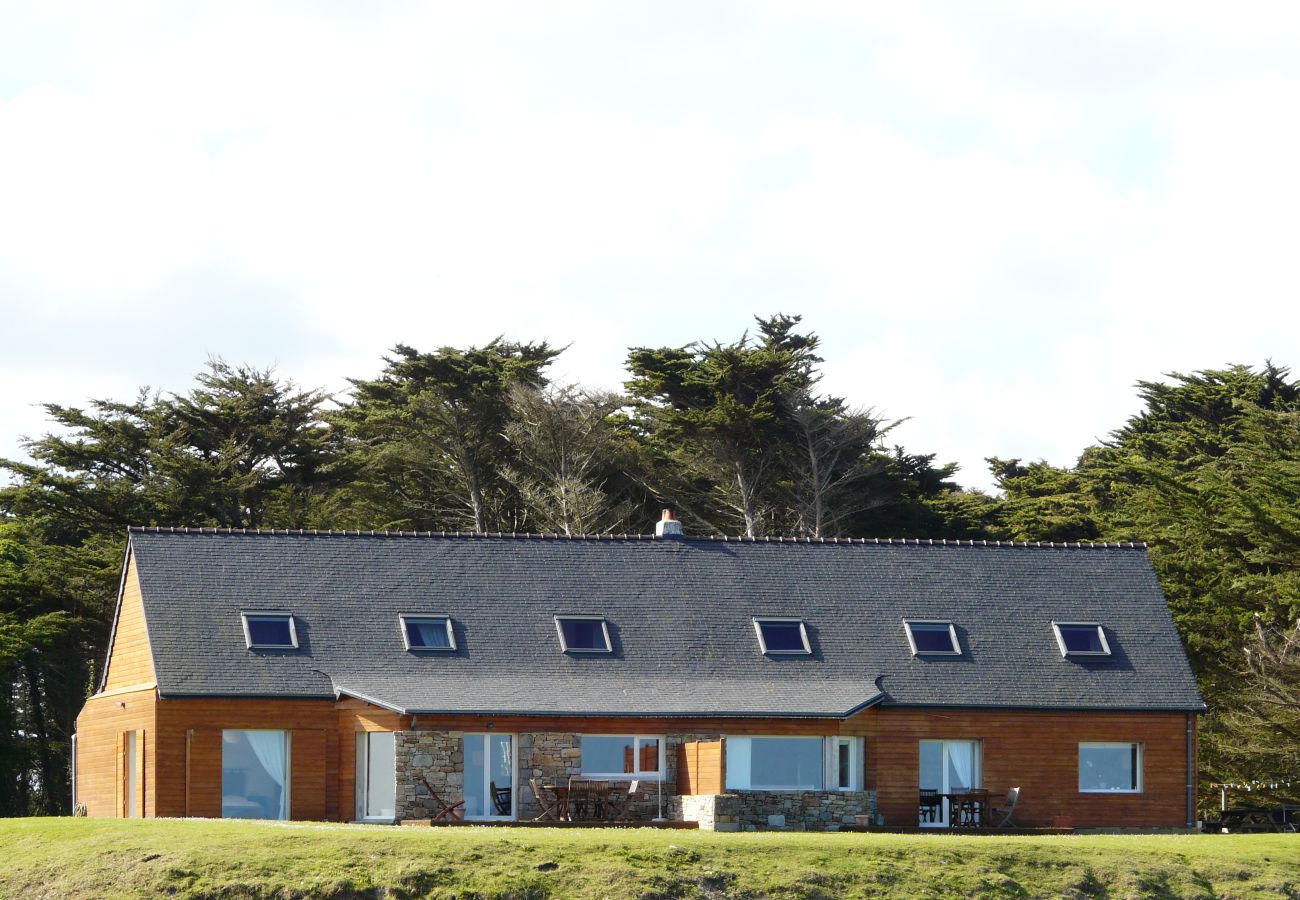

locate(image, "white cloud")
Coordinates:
3 1 1300 495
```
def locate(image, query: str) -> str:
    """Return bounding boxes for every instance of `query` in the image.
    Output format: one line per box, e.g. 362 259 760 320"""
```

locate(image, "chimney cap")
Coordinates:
655 508 683 538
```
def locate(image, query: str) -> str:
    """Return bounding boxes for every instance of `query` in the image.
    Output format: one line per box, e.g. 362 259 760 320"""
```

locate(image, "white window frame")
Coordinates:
830 736 864 791
355 731 397 823
579 734 666 781
241 611 299 649
1078 742 1143 793
1052 621 1111 657
399 614 457 651
725 735 828 791
903 620 961 656
752 618 812 655
554 616 613 653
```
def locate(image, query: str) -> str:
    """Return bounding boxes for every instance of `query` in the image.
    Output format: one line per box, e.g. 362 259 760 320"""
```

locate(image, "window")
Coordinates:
753 618 811 655
400 615 456 651
1079 742 1142 792
222 729 290 819
356 732 396 820
904 620 961 655
241 613 298 649
833 737 864 791
555 616 612 653
580 735 663 779
726 737 824 790
1053 622 1111 657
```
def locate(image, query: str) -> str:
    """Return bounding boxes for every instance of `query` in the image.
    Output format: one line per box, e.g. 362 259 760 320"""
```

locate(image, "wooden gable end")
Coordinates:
102 550 157 691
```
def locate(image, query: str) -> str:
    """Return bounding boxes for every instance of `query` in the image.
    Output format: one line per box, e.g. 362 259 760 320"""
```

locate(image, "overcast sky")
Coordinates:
2 2 1299 492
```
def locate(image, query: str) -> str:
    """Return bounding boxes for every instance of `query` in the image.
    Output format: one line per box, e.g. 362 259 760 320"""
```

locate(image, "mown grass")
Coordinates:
0 818 1296 899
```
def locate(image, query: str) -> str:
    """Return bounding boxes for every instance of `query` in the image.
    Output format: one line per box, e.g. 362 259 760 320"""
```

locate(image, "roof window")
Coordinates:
556 616 612 653
904 620 961 655
401 615 456 651
1053 622 1111 657
753 618 811 655
242 612 298 649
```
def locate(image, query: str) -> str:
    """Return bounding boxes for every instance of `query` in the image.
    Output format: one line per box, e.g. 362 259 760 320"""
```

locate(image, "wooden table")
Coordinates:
1217 805 1300 833
945 790 991 827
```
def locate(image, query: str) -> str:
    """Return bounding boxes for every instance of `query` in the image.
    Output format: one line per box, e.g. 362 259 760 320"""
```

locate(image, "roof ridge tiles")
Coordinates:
123 525 1148 550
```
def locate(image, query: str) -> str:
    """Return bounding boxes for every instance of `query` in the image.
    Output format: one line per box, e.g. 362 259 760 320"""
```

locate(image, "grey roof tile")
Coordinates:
127 529 1204 716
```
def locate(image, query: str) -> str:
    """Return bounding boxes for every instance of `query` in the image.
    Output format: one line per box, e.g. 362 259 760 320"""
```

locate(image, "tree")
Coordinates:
1217 617 1300 793
334 340 561 532
501 384 637 535
625 314 823 537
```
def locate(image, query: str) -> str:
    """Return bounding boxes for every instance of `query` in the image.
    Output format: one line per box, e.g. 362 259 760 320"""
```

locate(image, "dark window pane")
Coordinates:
911 623 957 653
247 616 293 647
560 618 608 651
1060 625 1106 653
406 619 452 649
758 620 807 652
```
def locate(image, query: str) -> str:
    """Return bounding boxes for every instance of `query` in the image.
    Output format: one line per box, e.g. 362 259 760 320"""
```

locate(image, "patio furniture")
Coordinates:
602 779 641 822
568 778 612 820
420 776 465 822
490 780 512 817
990 787 1020 827
950 789 989 827
530 778 567 821
918 789 942 824
1216 805 1300 833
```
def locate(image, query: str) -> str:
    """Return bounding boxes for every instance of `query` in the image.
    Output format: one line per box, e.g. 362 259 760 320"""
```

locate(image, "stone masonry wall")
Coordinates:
672 790 877 831
395 730 463 821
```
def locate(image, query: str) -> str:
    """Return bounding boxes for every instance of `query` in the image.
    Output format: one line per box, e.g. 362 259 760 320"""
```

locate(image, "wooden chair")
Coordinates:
918 789 942 824
957 789 990 827
568 778 611 820
602 780 641 822
990 787 1020 827
490 781 512 817
529 778 563 821
420 776 465 822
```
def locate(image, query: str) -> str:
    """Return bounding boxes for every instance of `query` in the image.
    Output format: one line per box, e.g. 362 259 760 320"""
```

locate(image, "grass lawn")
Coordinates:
0 818 1297 899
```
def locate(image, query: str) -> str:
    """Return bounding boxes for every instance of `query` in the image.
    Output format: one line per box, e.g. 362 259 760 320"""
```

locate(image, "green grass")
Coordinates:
0 819 1297 899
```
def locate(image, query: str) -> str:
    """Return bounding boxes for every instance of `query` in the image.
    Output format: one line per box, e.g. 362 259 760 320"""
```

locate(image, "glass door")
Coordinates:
463 733 515 820
919 740 980 827
356 732 396 821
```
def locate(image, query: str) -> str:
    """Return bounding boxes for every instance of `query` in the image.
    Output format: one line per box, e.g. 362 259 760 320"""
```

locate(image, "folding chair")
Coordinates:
529 778 562 821
567 778 611 820
420 776 465 822
490 780 512 816
991 787 1020 827
603 780 641 822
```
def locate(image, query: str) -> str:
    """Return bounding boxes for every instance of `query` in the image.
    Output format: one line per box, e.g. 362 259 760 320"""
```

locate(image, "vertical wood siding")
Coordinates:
74 688 156 817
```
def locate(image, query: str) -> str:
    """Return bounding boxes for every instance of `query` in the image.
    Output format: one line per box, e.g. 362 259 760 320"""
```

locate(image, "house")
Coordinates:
74 514 1204 830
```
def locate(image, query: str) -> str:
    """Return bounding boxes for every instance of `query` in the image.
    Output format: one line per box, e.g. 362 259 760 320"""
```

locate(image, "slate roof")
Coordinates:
123 528 1204 717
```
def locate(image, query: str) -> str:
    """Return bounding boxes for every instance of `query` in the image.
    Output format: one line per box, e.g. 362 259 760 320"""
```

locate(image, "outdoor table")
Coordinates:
945 790 990 827
1217 806 1291 833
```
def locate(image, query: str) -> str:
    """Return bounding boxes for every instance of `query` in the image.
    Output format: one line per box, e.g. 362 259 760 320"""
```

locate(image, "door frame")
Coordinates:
355 731 397 823
919 739 981 828
463 732 517 821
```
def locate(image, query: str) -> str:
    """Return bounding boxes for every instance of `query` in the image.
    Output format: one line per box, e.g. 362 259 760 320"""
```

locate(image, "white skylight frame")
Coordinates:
554 615 613 653
903 619 962 656
241 611 299 649
399 614 458 652
752 617 813 655
1052 621 1112 657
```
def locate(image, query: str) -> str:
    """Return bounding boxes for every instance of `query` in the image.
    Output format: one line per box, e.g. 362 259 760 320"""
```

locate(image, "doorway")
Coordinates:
463 733 515 820
919 739 981 827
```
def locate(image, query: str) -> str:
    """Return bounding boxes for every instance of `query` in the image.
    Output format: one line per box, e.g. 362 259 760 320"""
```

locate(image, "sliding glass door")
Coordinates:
463 733 515 820
919 740 981 827
356 732 396 821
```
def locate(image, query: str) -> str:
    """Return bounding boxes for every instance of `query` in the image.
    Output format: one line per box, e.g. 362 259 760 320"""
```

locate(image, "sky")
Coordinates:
2 1 1299 492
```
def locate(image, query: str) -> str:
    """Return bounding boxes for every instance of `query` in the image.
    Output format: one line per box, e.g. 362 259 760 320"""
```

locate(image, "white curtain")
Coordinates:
247 730 289 819
947 742 974 791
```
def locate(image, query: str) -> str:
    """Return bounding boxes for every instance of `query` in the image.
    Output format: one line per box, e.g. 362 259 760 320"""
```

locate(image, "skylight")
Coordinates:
753 618 812 655
904 620 961 655
556 616 612 653
1053 622 1111 657
400 615 456 651
242 612 298 649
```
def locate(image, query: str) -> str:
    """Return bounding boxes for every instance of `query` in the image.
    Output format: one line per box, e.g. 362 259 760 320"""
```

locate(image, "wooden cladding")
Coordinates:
102 555 157 690
678 740 725 795
867 708 1192 828
75 688 156 818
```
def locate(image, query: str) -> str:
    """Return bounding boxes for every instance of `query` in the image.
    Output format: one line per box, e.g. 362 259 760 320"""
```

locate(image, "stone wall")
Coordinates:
672 790 877 831
395 730 463 821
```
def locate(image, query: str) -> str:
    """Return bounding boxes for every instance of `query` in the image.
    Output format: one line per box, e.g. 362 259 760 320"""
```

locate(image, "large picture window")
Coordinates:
726 736 824 790
222 729 290 819
580 735 663 778
1079 742 1142 792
